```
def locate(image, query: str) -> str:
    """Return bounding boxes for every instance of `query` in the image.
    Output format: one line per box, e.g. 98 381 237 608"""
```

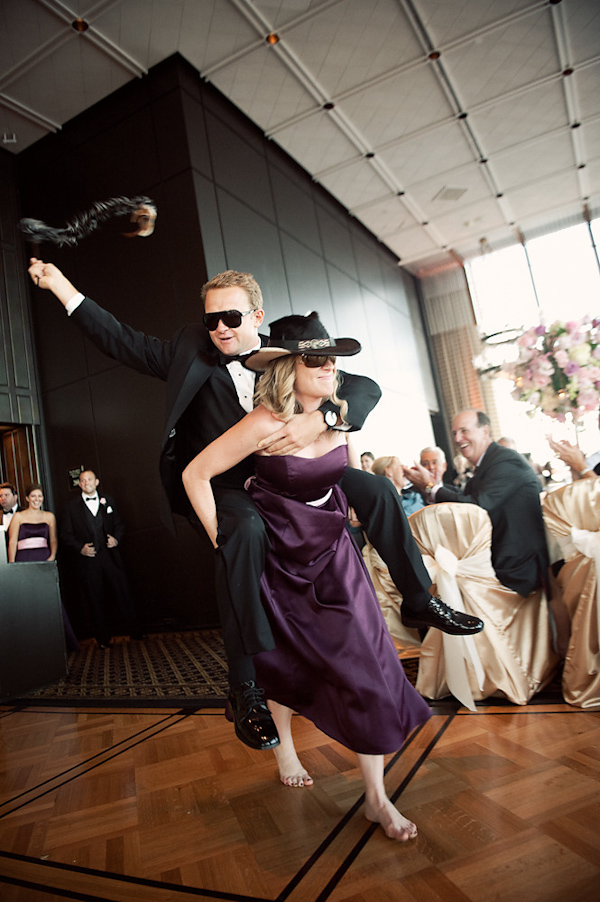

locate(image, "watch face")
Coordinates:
325 410 337 426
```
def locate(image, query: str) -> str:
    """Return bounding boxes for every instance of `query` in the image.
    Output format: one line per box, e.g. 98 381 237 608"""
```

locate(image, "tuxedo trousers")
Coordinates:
208 468 432 661
76 552 140 645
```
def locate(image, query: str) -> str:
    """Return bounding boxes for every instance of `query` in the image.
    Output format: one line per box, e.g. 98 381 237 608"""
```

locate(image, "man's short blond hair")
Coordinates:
201 270 264 310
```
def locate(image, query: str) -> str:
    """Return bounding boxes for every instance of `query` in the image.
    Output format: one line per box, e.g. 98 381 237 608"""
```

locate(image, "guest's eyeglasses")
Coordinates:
299 354 336 368
202 309 255 331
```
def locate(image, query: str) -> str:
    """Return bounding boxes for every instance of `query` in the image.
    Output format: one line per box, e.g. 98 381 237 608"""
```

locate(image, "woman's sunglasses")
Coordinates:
202 309 254 331
299 354 337 368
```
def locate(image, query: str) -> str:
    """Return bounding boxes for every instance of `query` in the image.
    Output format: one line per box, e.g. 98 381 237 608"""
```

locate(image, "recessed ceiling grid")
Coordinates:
0 0 598 276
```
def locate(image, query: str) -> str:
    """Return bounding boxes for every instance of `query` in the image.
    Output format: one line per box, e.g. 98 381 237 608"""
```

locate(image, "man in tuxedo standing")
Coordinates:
1 482 20 529
61 469 142 648
407 409 549 597
29 258 483 752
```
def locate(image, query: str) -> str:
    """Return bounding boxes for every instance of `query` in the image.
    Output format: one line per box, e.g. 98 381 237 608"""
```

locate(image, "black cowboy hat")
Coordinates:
244 311 361 371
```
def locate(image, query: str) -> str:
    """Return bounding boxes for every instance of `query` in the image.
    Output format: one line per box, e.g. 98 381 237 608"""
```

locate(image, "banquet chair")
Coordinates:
362 540 423 652
408 502 559 709
542 477 600 708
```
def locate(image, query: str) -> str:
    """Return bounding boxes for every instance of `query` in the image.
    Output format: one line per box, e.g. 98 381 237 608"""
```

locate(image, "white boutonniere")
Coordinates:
100 497 107 505
106 506 113 513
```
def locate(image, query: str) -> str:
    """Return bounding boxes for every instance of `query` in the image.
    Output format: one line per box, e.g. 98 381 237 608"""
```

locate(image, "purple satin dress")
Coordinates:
248 445 431 755
15 521 51 561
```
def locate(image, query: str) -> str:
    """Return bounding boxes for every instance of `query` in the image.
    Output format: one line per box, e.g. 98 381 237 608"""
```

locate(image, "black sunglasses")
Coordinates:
202 309 255 331
300 354 337 368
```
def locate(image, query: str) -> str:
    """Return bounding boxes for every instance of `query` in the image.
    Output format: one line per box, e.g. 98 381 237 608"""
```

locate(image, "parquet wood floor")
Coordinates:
0 700 599 902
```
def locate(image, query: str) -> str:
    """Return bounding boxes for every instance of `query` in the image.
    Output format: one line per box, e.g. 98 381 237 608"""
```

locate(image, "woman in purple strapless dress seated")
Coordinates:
8 482 79 651
183 313 431 843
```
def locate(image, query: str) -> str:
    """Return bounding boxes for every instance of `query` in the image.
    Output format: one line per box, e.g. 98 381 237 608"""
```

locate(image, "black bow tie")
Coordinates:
86 496 98 502
216 352 252 366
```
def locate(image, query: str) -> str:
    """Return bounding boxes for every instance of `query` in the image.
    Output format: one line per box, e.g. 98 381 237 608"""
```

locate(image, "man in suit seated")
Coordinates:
419 446 448 491
406 409 549 597
61 469 143 648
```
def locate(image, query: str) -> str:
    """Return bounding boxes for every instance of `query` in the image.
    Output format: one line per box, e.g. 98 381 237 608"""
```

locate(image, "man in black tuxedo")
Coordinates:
61 469 142 648
29 258 483 751
407 409 549 597
1 482 21 531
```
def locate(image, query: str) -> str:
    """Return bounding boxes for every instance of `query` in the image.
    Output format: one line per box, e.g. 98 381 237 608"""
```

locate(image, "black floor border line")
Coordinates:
0 711 194 818
273 714 454 902
0 716 446 902
0 872 111 902
0 851 271 902
308 712 458 902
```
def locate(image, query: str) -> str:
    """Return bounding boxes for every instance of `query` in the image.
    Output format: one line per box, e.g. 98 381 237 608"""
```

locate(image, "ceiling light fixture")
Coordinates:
3 133 17 144
322 102 335 110
428 51 441 61
72 18 89 32
265 33 279 45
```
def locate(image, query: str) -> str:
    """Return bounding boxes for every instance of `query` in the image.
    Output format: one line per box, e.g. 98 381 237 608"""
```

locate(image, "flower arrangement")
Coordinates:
501 317 600 421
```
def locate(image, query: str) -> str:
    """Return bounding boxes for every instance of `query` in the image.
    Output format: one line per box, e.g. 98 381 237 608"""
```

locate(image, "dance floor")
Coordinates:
1 691 599 901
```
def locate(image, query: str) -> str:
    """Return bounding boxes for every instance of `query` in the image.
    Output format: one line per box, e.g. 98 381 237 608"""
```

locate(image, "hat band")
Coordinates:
275 337 337 351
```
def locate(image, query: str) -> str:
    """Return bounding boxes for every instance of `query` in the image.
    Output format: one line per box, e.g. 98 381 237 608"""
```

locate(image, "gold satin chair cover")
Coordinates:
409 503 559 708
542 477 600 709
362 541 423 652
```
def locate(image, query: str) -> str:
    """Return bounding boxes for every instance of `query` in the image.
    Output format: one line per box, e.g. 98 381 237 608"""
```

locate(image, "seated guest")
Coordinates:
372 456 425 517
360 451 375 473
548 413 600 481
452 453 474 490
419 446 447 490
405 409 549 597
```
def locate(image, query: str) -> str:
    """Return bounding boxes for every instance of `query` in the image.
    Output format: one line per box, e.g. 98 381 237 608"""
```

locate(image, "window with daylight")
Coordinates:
464 219 600 466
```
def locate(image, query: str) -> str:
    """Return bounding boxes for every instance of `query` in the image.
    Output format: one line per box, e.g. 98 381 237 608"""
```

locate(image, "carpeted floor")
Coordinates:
11 630 230 708
5 629 421 709
5 628 560 710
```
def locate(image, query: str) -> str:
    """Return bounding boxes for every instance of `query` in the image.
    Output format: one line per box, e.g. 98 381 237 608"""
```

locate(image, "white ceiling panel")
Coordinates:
415 0 538 47
492 132 577 190
377 121 476 189
442 10 558 109
339 64 454 147
468 80 570 154
278 0 424 97
0 0 597 276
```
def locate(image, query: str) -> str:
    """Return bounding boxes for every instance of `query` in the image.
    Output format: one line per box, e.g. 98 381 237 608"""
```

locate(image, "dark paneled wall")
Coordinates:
14 54 426 634
0 149 41 427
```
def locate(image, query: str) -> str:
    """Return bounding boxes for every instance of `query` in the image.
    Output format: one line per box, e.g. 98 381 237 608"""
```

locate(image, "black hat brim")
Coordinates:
245 338 360 372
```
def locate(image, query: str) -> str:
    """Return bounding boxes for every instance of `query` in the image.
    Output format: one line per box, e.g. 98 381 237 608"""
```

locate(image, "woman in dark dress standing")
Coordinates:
8 482 79 651
7 483 57 562
183 313 431 842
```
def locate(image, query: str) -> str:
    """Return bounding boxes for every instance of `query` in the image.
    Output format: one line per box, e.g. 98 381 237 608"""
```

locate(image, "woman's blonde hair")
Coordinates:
254 355 348 424
371 456 397 477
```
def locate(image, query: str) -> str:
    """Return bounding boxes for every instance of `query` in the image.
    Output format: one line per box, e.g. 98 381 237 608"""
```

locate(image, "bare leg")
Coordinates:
268 700 314 787
358 753 417 841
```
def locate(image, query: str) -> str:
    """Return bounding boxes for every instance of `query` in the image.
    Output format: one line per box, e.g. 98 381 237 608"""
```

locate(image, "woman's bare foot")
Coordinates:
274 747 313 787
365 798 417 841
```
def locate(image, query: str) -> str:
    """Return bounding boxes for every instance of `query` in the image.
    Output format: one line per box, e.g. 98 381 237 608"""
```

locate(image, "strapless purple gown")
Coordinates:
15 521 51 561
248 445 431 755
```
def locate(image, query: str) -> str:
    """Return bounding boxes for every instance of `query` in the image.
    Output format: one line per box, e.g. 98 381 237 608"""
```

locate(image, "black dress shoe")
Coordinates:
401 596 484 635
225 680 280 750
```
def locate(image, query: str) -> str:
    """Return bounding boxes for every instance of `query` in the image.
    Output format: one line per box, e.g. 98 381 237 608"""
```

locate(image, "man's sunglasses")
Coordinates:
300 354 336 368
202 309 254 331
